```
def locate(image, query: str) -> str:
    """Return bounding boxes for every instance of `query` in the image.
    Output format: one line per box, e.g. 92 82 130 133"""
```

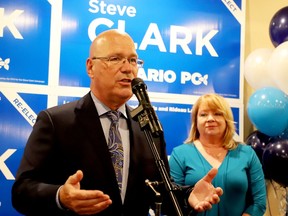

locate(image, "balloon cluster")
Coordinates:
244 6 288 188
246 130 288 187
244 6 288 95
246 87 288 187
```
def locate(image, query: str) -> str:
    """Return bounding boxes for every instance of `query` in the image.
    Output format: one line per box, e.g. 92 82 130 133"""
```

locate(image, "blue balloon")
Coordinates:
269 6 288 47
262 138 288 187
245 130 271 164
247 87 288 136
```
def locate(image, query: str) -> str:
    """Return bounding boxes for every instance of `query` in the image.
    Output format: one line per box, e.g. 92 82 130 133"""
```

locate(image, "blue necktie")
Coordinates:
106 111 123 191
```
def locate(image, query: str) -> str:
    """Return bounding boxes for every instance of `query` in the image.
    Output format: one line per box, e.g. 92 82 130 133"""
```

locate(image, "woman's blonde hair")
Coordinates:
185 93 237 150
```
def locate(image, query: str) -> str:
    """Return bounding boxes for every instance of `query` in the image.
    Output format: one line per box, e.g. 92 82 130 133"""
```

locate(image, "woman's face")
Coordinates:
196 102 227 140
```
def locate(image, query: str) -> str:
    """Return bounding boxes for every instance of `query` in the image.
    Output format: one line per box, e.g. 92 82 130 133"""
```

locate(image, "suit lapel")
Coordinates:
75 92 122 204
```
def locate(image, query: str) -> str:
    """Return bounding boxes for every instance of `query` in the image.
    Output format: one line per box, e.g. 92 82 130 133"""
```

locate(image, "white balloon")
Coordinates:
267 41 288 94
244 48 277 90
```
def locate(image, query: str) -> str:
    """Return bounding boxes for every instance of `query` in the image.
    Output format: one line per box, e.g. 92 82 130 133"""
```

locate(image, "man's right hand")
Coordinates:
59 170 112 215
188 168 223 212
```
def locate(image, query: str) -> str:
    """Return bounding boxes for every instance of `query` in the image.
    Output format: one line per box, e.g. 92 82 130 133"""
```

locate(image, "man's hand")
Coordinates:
59 170 112 215
188 168 223 212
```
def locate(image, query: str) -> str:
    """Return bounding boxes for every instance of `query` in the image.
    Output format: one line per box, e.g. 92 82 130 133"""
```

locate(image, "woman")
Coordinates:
169 93 266 216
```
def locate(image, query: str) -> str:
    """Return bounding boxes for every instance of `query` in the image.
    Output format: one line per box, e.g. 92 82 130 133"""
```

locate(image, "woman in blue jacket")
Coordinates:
169 93 266 216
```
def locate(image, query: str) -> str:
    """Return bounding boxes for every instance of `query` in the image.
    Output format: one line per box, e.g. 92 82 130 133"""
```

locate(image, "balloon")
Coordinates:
262 138 288 187
247 87 288 136
245 130 271 164
269 6 288 47
244 48 277 90
267 41 288 94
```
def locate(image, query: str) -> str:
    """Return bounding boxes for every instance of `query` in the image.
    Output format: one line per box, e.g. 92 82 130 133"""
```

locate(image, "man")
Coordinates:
11 29 223 216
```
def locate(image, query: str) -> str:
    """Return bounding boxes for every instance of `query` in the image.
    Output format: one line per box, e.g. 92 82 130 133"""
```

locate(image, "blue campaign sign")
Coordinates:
59 0 244 99
0 0 51 85
0 91 47 216
128 100 240 155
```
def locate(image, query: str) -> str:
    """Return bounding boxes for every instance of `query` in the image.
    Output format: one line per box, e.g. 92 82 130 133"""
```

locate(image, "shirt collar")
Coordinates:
90 92 127 119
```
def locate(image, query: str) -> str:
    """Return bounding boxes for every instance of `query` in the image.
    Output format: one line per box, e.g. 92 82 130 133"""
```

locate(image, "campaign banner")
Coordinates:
128 100 241 154
0 91 47 216
0 0 50 85
59 0 244 99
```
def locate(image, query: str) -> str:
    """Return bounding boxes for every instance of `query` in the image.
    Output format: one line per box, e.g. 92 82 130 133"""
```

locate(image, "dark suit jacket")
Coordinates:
11 92 177 216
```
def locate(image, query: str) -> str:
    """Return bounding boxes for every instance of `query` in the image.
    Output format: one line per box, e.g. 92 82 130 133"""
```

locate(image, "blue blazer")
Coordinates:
12 92 173 216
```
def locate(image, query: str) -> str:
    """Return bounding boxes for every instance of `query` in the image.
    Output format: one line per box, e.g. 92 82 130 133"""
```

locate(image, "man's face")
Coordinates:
87 33 139 108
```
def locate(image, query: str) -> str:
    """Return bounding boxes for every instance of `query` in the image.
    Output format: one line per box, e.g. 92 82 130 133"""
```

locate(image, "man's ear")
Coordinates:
86 59 94 78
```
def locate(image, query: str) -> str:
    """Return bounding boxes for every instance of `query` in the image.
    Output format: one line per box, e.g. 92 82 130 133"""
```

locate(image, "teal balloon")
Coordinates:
247 87 288 136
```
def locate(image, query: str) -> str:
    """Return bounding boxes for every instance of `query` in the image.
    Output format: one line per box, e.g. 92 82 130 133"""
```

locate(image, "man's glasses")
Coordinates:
92 56 144 68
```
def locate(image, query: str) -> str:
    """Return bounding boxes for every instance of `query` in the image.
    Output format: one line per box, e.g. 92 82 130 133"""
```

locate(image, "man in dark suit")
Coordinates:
11 29 223 216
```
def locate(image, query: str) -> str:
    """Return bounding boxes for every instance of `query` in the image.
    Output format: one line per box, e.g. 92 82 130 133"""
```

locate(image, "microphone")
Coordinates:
131 78 163 137
131 79 184 216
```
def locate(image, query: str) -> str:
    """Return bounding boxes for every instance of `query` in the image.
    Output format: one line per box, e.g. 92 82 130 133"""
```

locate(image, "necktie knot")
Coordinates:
106 111 121 123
